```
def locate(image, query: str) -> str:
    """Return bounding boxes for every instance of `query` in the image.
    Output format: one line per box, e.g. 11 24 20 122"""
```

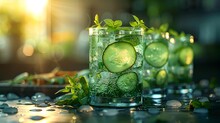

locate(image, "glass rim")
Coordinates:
89 27 144 35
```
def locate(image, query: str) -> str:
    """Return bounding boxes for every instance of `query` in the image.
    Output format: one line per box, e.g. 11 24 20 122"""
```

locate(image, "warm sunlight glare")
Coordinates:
25 0 47 16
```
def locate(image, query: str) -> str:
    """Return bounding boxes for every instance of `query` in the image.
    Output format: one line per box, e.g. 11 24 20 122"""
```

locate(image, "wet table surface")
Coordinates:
1 99 220 123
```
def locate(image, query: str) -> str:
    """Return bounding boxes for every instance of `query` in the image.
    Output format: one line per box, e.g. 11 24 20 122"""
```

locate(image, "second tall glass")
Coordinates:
142 31 169 107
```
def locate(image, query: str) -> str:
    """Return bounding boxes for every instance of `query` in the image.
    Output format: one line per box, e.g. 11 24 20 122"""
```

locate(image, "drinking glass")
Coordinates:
142 31 169 107
167 34 194 100
89 27 144 107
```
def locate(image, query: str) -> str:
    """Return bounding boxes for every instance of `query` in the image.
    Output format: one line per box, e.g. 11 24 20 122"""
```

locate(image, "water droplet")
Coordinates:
0 103 9 109
30 116 45 121
166 100 182 108
30 109 42 112
7 93 19 100
46 109 55 111
2 107 18 114
78 105 93 112
36 103 50 107
102 109 118 116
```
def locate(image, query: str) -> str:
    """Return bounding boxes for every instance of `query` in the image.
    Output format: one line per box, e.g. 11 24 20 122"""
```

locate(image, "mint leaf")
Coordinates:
159 23 169 32
129 21 138 27
91 14 102 28
132 15 140 23
114 20 122 27
169 29 178 37
130 15 147 30
104 19 114 27
104 19 122 31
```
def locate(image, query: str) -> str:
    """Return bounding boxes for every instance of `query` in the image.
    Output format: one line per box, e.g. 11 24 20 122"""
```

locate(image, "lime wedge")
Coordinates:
156 69 167 86
144 42 169 68
116 72 138 92
103 42 136 73
179 46 194 66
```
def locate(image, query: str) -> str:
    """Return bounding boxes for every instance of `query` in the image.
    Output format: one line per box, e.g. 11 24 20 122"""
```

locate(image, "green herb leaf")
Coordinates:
191 100 202 108
159 23 169 32
91 14 102 28
114 20 122 27
104 19 114 27
55 74 89 106
169 29 178 37
130 15 147 30
104 19 122 31
133 15 140 23
129 21 138 27
190 99 210 109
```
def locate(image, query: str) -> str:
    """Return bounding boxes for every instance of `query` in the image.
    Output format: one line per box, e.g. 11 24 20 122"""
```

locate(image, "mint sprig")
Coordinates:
104 19 122 28
104 19 122 32
190 99 210 109
130 15 147 30
55 74 89 106
91 14 102 28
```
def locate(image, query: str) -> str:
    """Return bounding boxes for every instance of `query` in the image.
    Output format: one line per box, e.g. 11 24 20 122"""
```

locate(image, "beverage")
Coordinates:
142 31 169 107
89 27 144 107
167 34 194 100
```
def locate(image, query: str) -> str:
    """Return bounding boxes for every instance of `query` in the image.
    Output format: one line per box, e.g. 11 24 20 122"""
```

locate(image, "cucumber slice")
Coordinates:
116 72 138 93
103 42 136 73
179 46 194 66
156 69 167 86
144 42 169 68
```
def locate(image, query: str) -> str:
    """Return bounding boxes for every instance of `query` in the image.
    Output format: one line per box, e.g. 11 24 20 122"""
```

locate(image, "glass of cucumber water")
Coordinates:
167 34 194 100
142 31 169 107
89 27 144 107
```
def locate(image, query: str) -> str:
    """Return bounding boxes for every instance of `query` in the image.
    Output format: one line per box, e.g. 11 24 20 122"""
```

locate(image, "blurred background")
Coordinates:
0 0 219 82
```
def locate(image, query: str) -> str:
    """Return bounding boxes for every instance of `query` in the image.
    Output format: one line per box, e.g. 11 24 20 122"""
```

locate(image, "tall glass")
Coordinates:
89 27 144 107
142 32 169 107
167 34 194 100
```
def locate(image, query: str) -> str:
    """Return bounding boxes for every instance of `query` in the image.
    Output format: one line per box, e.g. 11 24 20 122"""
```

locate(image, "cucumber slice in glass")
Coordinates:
144 42 169 68
116 72 138 93
102 41 136 73
179 46 194 66
156 69 167 86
